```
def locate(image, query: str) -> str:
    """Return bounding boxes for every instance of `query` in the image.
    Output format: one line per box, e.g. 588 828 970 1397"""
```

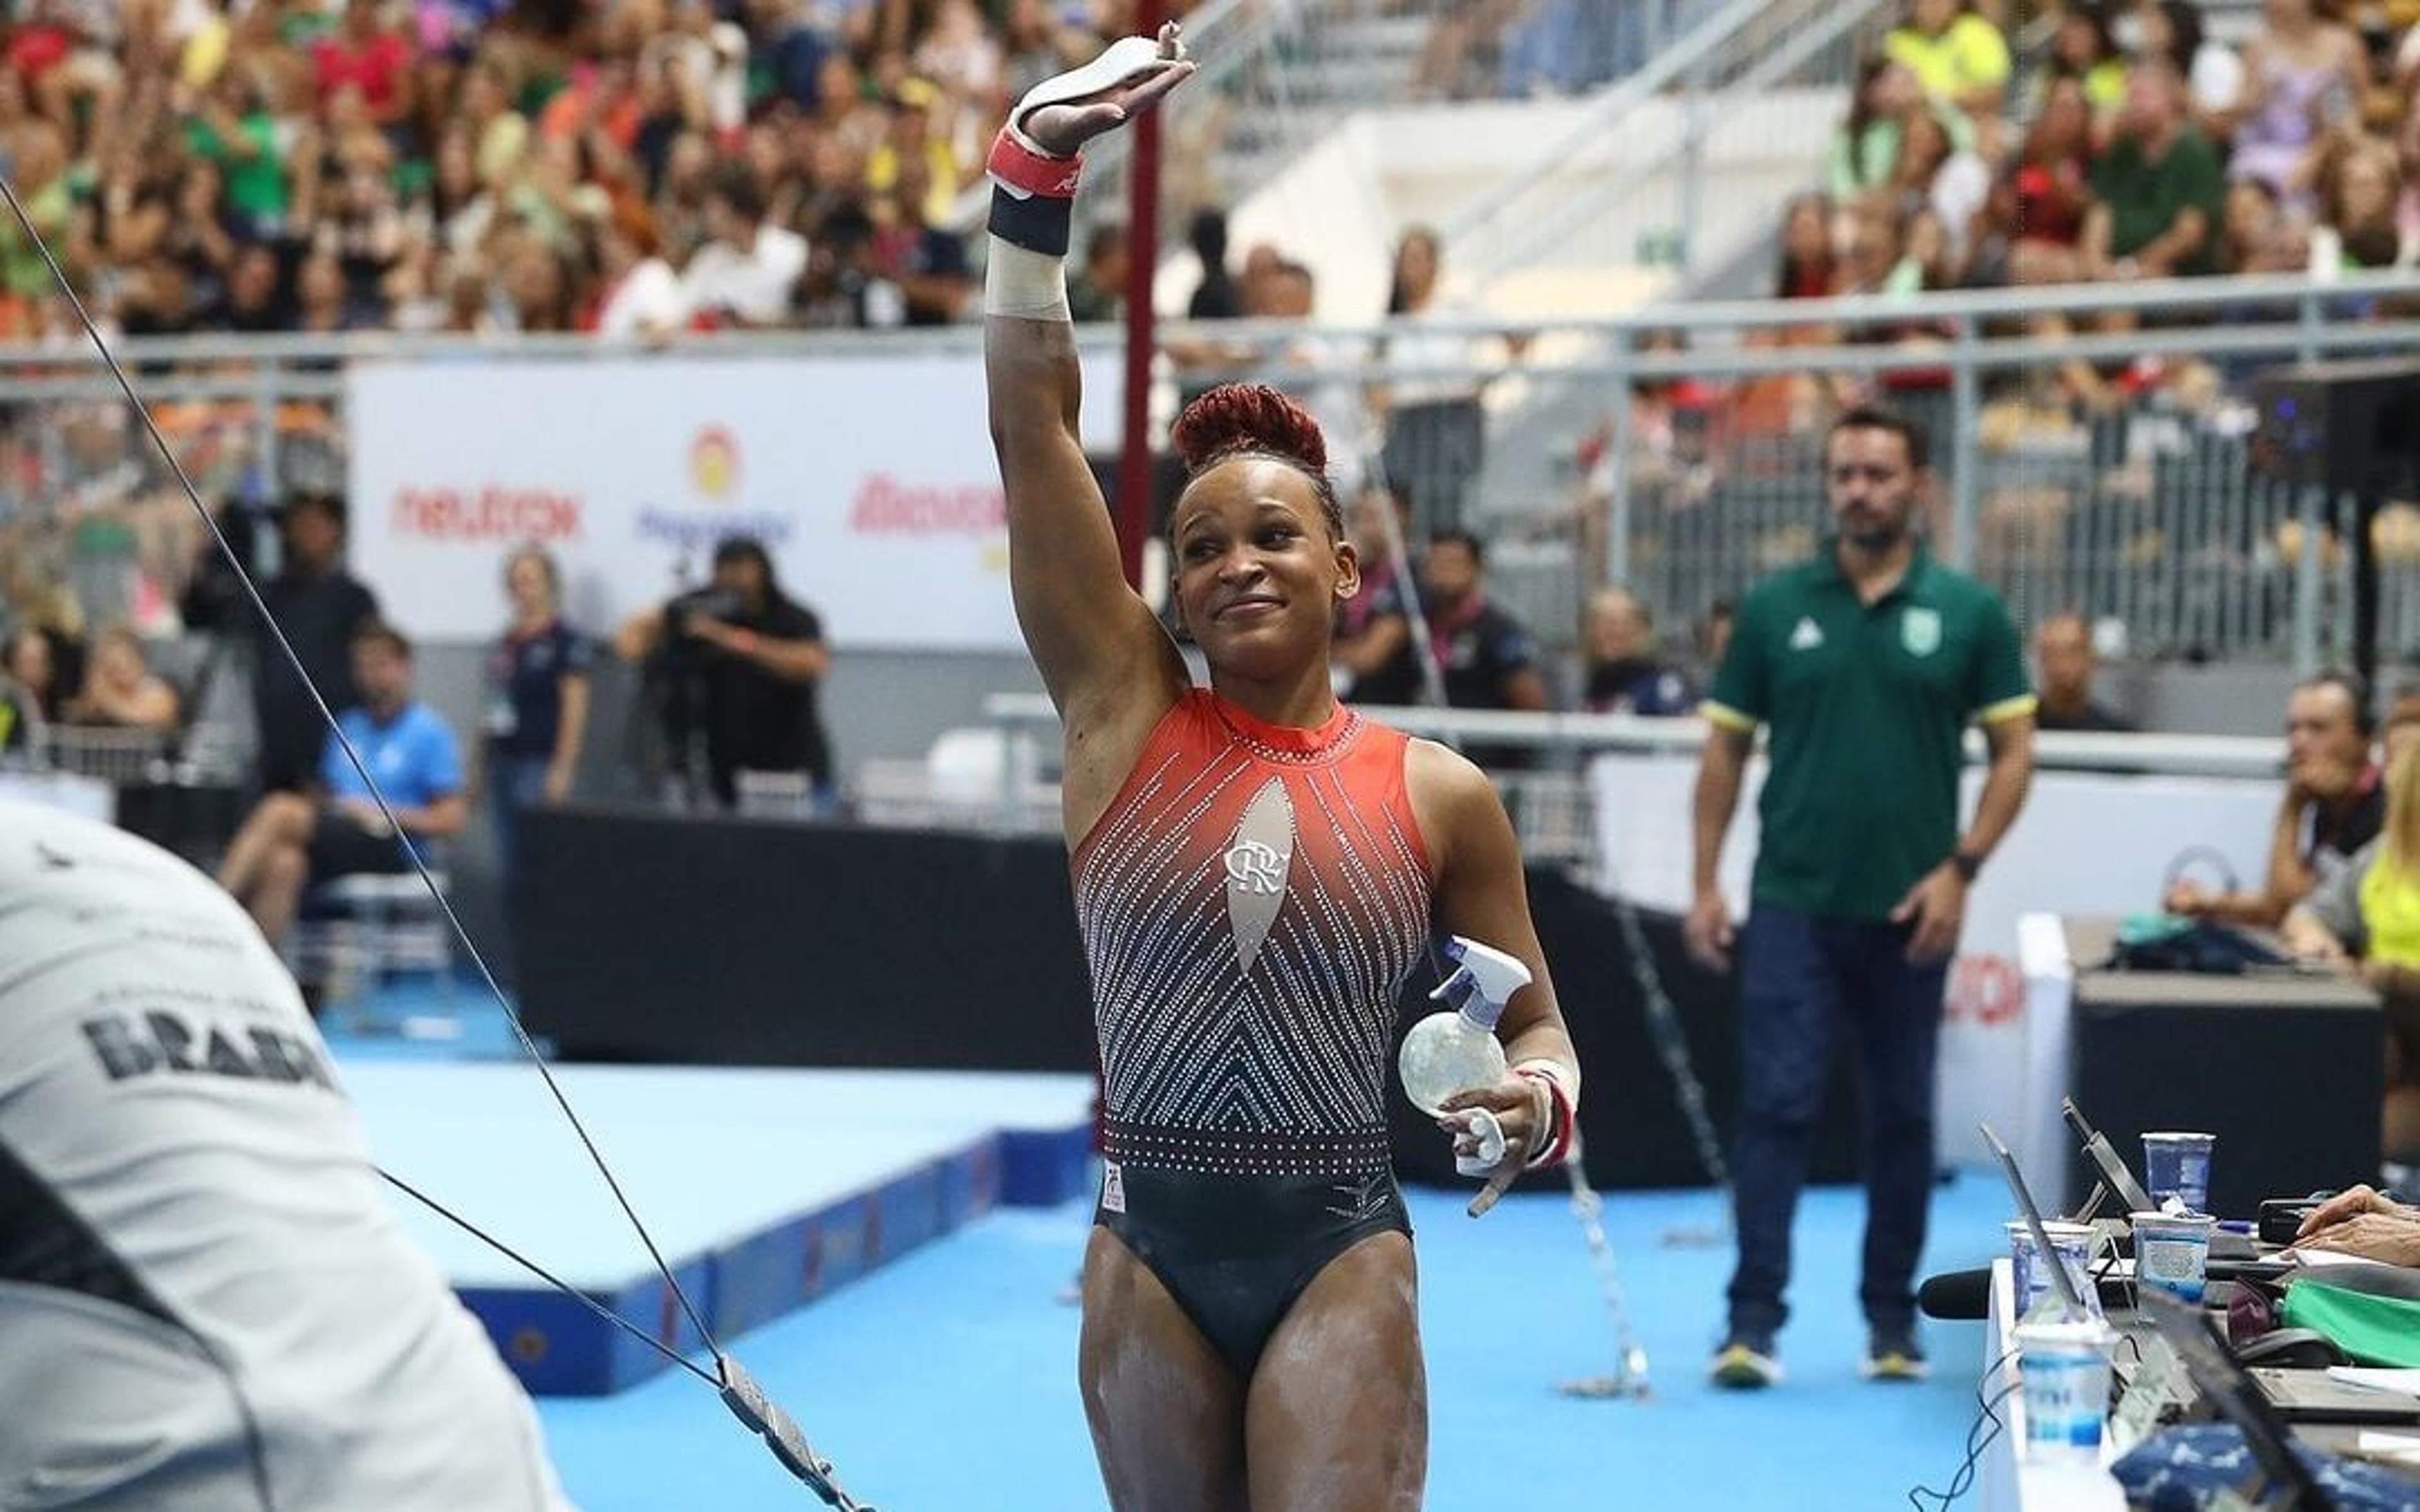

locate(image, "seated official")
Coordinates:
2283 713 2420 1166
2169 672 2380 926
2293 1184 2420 1267
217 622 465 956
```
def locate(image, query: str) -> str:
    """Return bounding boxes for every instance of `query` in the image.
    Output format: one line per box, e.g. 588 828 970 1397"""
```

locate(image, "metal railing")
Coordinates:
0 273 2409 681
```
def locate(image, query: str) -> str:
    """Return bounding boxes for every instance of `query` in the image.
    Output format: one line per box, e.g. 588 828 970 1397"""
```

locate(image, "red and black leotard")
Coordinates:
1073 689 1435 1375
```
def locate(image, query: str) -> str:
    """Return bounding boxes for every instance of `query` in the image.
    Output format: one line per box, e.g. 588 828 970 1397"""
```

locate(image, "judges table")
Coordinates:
2059 917 2381 1220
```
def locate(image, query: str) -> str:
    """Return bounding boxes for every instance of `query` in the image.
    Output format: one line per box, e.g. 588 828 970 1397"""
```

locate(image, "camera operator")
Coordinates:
613 536 833 810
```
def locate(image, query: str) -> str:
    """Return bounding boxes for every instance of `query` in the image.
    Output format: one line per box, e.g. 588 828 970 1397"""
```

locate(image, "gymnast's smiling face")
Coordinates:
1170 456 1357 682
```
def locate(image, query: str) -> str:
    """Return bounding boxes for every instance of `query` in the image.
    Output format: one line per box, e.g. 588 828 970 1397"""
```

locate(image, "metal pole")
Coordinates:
1605 335 1635 591
1117 0 1168 591
1676 52 1707 275
2292 483 2324 678
256 357 282 509
1949 312 1980 571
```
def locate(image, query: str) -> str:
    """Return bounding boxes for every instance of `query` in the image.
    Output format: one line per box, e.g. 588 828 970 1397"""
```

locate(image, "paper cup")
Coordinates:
2005 1219 2103 1320
2017 1317 2116 1465
2143 1131 2216 1214
2131 1209 2216 1303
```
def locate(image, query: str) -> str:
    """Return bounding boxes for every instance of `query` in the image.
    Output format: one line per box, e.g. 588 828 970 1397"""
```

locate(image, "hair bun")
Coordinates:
1170 383 1328 478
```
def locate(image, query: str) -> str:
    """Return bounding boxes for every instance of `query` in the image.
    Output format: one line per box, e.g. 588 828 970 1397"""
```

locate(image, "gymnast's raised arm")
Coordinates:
981 29 1194 837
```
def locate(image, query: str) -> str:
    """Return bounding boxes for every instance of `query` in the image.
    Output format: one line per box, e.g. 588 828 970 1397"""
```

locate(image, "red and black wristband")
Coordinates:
986 131 1082 258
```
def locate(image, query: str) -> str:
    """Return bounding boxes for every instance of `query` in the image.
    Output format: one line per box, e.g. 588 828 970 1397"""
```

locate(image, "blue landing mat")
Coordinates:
343 1062 1095 1395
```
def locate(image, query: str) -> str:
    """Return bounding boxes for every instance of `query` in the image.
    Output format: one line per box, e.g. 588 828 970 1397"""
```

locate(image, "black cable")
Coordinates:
0 163 721 1368
1908 1347 2023 1512
380 1171 720 1389
0 168 874 1508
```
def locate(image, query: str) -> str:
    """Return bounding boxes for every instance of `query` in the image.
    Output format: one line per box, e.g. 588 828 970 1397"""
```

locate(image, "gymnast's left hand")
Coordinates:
1441 1074 1553 1218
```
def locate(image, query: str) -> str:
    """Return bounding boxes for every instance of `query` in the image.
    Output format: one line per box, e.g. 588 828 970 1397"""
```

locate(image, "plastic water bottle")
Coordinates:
1399 936 1532 1173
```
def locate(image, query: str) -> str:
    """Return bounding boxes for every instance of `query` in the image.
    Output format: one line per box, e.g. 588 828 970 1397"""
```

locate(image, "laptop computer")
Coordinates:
2061 1095 2266 1266
1980 1121 2094 1320
2137 1286 2339 1511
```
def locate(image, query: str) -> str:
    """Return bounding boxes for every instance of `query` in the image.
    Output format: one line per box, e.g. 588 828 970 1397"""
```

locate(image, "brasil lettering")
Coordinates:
81 1010 338 1092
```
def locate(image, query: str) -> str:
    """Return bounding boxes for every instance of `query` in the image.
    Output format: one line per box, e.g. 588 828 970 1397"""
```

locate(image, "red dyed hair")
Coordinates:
1169 382 1342 537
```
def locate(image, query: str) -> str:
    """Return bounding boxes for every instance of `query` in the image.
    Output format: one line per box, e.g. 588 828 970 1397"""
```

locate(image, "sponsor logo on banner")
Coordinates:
847 473 1007 537
635 423 794 549
392 485 584 542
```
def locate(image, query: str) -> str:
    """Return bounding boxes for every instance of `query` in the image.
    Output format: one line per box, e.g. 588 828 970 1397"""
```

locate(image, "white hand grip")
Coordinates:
1454 1108 1507 1176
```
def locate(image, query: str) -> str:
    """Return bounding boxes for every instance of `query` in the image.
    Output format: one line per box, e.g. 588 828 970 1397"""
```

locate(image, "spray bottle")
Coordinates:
1399 935 1532 1175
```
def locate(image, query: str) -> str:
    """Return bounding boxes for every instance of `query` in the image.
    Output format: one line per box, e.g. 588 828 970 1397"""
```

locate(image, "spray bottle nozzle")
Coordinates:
1428 935 1533 1031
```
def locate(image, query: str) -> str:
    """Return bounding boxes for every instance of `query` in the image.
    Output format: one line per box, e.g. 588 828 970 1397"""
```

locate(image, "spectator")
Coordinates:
1377 226 1497 536
1580 587 1693 716
2283 710 2420 1164
1886 107 1992 278
1187 207 1242 319
1884 0 2014 120
253 493 383 794
2031 612 2135 730
2084 57 2226 280
870 156 971 325
2126 0 2243 141
63 624 180 733
2225 0 2369 211
309 0 417 130
2309 133 2412 272
1834 58 1962 210
612 534 833 810
2 625 69 723
481 546 591 881
216 621 466 957
1776 193 1840 298
178 70 289 243
679 164 809 328
0 664 40 756
590 208 686 339
2002 75 2099 284
2218 176 2309 272
797 199 908 328
2043 1 2130 116
204 243 293 335
2166 670 2382 925
1067 220 1128 324
1334 487 1424 707
1420 529 1550 769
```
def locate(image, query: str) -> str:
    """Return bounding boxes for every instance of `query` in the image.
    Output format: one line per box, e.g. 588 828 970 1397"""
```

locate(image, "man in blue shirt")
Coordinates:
217 621 465 955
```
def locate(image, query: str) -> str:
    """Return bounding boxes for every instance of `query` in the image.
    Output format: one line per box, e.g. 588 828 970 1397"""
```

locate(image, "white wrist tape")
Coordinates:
985 238 1072 321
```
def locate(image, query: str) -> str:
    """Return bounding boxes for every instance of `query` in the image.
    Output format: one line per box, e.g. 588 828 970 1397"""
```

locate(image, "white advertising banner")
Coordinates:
1586 752 2281 1166
349 352 1122 650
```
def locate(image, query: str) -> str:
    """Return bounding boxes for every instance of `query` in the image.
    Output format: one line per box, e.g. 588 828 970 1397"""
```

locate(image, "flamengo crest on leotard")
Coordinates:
1073 690 1434 1176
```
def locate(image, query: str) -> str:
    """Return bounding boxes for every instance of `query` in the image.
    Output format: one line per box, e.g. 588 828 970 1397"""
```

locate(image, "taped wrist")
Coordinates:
984 238 1071 321
1513 1060 1579 1170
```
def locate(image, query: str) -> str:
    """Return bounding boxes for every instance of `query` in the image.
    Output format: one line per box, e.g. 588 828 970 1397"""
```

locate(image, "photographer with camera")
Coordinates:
614 536 833 811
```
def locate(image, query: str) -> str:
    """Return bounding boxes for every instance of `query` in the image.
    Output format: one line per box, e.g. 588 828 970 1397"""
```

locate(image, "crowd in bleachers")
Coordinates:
0 0 1188 343
1795 0 2417 303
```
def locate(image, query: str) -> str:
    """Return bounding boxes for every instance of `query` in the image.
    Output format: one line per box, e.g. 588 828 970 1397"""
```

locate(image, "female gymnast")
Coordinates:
981 28 1582 1511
